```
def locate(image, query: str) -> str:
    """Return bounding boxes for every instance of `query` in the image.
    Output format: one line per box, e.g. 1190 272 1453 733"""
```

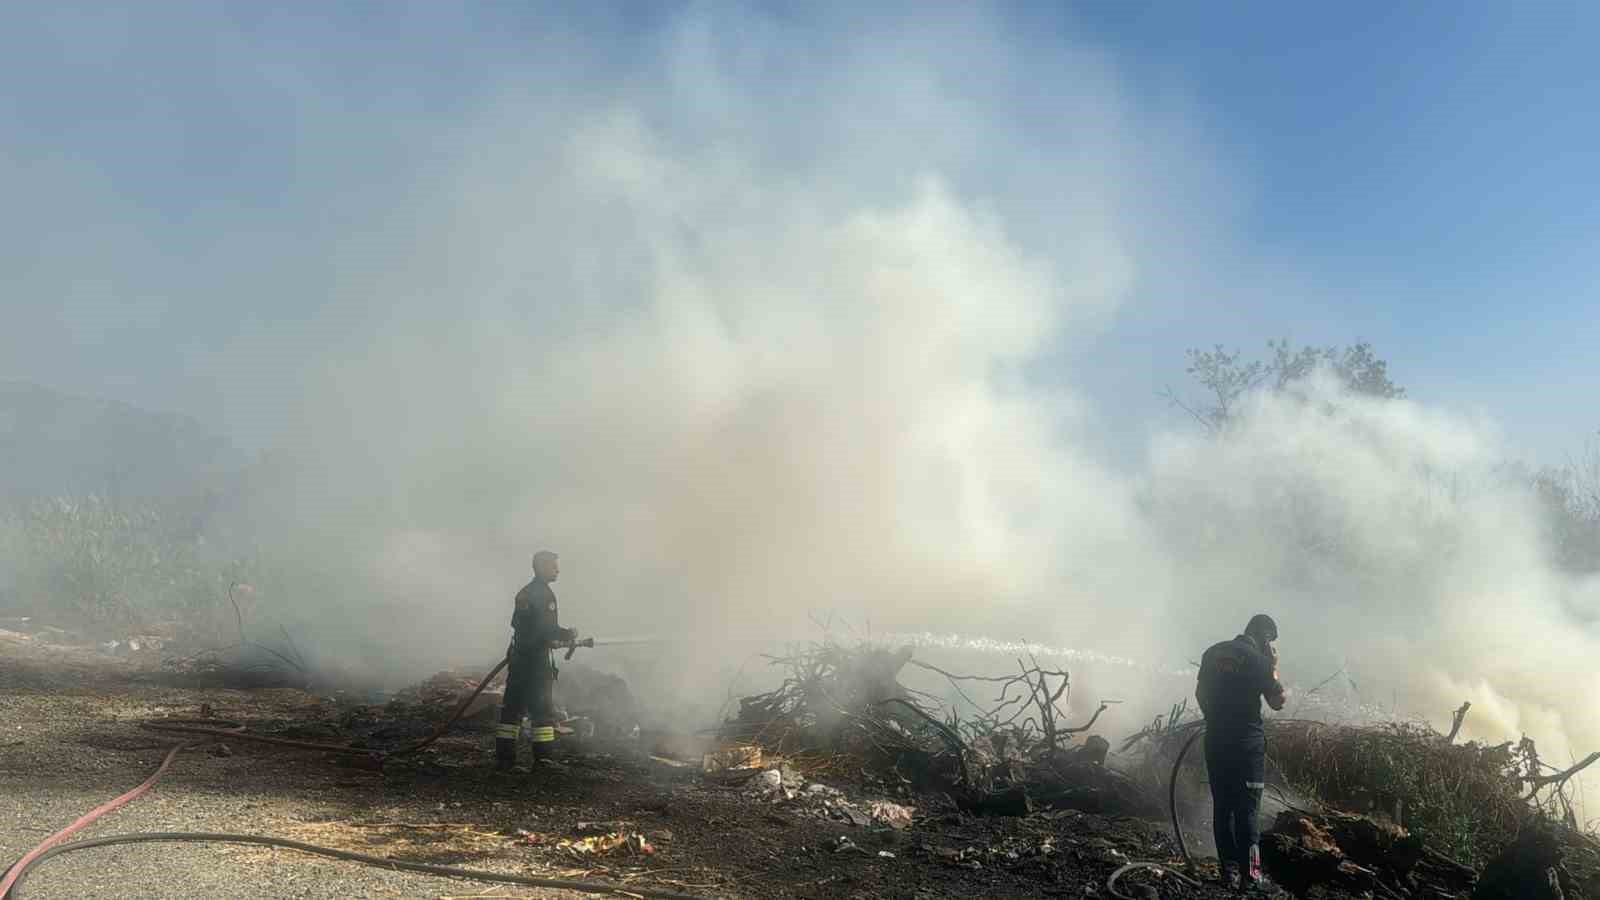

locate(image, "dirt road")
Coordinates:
1 642 1232 899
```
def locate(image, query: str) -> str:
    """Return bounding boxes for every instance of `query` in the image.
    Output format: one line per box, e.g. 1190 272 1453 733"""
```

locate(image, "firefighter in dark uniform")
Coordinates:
496 549 578 769
1196 613 1288 891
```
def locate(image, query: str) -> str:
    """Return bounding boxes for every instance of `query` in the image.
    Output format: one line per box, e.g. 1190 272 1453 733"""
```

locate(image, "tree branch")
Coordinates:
1061 702 1110 736
1158 387 1218 433
1524 751 1600 799
1445 701 1471 744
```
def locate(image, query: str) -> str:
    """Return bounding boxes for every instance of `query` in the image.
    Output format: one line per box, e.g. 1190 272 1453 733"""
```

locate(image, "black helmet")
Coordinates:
1245 613 1278 642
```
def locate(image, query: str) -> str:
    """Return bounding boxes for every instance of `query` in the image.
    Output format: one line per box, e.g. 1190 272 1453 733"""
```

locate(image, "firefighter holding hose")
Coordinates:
1196 613 1287 891
497 550 581 770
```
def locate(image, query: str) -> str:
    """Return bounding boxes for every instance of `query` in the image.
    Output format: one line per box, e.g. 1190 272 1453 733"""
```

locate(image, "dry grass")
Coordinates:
1128 706 1600 870
1263 719 1527 866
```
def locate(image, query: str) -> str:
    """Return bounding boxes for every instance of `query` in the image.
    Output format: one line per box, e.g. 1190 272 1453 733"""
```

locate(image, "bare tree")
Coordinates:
1534 433 1600 576
1162 338 1405 434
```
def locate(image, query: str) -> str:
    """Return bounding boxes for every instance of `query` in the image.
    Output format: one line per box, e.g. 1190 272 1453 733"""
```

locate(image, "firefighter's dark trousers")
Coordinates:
1205 731 1265 880
497 652 556 765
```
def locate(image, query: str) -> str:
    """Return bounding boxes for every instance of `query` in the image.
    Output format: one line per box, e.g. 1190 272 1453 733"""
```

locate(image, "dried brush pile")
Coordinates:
1128 700 1600 872
1269 702 1600 872
721 638 1152 816
1265 718 1526 866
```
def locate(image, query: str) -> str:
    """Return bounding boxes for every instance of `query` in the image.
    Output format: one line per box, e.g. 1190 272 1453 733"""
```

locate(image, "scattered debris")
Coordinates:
550 662 644 742
869 800 914 830
702 743 763 773
828 835 866 855
391 668 504 716
754 768 784 796
804 782 844 800
504 821 660 858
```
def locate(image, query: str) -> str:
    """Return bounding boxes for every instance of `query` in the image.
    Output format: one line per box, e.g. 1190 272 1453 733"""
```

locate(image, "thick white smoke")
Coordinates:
234 7 1167 669
221 8 1600 778
9 2 1596 813
1143 377 1600 803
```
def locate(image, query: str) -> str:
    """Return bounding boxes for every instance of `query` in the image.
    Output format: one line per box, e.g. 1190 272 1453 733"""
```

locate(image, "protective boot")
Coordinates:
529 720 556 761
1242 844 1273 892
495 708 521 770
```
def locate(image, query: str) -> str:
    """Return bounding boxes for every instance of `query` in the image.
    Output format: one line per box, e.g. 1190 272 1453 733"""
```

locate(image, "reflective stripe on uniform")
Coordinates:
530 726 556 743
496 724 521 739
1245 782 1265 789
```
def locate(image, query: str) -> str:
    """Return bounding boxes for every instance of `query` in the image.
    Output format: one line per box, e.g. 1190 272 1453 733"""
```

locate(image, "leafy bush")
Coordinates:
1 494 252 634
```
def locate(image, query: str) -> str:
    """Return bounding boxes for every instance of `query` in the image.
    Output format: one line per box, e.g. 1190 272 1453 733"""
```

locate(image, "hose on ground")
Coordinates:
139 656 511 764
1105 724 1207 900
0 736 210 899
3 832 714 900
391 655 510 756
1169 724 1205 868
1106 861 1203 899
2 659 713 900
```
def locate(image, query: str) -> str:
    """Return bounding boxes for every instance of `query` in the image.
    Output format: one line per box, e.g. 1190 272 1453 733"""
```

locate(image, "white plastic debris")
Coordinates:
743 767 798 801
869 800 914 830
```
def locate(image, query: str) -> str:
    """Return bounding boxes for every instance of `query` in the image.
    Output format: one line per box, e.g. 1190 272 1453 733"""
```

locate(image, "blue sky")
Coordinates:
1062 1 1600 460
3 1 1597 467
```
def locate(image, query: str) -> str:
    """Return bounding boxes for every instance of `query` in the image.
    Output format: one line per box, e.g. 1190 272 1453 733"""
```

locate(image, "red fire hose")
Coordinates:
0 738 201 898
2 656 717 899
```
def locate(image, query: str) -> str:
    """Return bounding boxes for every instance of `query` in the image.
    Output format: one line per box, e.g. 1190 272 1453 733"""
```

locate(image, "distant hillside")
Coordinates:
0 381 242 501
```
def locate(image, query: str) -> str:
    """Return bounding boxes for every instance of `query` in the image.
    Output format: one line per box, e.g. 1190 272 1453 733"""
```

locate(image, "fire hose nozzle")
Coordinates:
562 637 595 660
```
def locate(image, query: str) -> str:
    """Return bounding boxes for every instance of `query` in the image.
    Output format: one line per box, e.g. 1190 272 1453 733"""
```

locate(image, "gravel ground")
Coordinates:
2 633 1253 900
0 679 592 899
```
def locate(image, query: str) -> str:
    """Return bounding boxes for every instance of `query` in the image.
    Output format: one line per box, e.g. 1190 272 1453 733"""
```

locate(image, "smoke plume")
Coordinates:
5 3 1597 811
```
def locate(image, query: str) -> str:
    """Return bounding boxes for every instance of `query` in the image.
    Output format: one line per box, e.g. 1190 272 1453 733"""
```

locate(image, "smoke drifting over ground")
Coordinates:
6 5 1598 805
232 6 1167 667
1145 379 1600 761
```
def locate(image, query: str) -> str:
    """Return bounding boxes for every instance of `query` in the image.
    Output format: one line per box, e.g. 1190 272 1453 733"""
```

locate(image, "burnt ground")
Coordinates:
1 634 1250 900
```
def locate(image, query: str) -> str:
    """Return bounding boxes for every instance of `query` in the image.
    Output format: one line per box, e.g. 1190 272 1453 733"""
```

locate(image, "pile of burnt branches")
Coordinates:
908 656 1111 756
720 639 1151 816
